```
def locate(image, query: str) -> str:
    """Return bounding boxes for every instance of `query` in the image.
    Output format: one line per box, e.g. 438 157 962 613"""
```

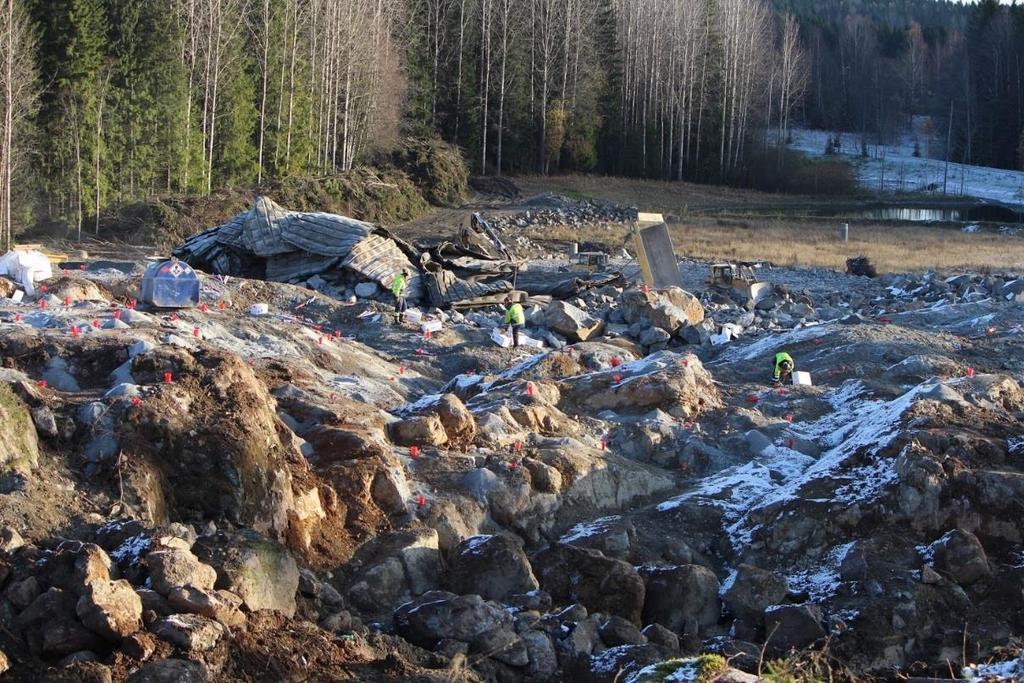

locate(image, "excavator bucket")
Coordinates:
139 259 201 308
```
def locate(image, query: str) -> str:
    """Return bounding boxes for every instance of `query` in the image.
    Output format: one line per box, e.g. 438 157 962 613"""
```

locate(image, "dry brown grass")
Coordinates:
668 216 1024 273
513 174 1024 274
530 215 1024 273
514 173 828 212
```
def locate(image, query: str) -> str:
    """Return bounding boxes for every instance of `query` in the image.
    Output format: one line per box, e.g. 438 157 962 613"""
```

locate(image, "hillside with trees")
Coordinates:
0 0 1022 246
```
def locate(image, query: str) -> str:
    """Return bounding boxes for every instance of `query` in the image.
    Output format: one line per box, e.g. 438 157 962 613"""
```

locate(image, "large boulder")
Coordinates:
0 383 39 473
560 352 721 418
151 614 226 652
76 579 144 640
763 604 826 657
930 529 991 586
166 586 246 627
544 301 605 342
13 588 103 657
146 548 217 596
640 564 721 636
434 393 476 443
447 534 539 601
620 287 704 333
390 414 448 447
193 529 299 617
722 564 788 624
346 528 441 613
394 590 513 648
531 544 645 623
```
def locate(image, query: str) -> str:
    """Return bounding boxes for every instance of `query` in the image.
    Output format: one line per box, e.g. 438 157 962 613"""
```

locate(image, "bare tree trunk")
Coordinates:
94 68 112 235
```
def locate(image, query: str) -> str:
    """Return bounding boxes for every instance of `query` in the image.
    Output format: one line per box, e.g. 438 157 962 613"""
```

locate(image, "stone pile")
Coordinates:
486 195 637 235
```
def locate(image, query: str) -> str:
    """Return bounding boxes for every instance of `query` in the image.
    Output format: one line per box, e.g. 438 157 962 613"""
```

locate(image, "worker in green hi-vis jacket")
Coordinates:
502 296 525 348
772 351 795 386
390 269 409 322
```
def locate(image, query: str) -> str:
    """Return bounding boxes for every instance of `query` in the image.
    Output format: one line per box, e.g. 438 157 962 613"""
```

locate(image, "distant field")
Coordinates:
512 175 1024 274
514 174 819 213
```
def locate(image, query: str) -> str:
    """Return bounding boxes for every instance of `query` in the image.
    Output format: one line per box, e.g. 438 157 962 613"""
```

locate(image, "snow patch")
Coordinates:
395 392 443 416
788 542 855 602
784 128 1024 206
714 323 828 364
658 379 934 551
962 656 1024 681
110 534 152 565
460 535 494 556
559 516 622 544
1008 436 1024 456
627 659 701 683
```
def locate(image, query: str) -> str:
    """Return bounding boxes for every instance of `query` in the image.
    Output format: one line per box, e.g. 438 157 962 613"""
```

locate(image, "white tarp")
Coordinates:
0 250 52 296
490 326 544 349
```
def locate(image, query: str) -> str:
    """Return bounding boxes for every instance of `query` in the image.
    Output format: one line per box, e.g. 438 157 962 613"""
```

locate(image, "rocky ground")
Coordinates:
0 214 1022 682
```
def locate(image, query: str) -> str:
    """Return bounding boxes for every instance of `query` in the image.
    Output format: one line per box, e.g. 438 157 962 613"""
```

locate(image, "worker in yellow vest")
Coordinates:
772 351 795 386
503 296 526 348
391 269 409 322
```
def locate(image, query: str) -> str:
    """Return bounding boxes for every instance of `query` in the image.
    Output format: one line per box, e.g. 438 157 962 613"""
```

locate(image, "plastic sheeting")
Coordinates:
0 250 53 296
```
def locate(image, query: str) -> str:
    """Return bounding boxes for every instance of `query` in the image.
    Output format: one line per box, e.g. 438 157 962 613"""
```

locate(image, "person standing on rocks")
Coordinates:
503 296 526 348
772 352 795 386
391 269 409 323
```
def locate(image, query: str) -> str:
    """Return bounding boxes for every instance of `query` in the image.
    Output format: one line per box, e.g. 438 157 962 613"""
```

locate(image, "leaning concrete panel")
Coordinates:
632 213 682 289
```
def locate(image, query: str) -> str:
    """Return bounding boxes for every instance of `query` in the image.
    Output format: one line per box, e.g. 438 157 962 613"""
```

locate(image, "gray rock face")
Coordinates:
560 515 634 559
354 282 378 298
640 623 679 652
447 534 539 601
31 406 58 438
394 590 513 648
640 564 721 636
722 564 788 623
166 586 245 627
680 319 715 345
638 326 671 347
146 548 217 596
0 383 39 473
522 629 558 677
151 614 226 652
621 287 705 335
390 414 448 447
347 528 441 613
193 529 300 617
474 626 529 666
531 544 645 624
125 659 210 683
764 604 826 656
13 588 103 657
76 579 143 640
544 301 605 342
598 615 646 646
930 529 991 585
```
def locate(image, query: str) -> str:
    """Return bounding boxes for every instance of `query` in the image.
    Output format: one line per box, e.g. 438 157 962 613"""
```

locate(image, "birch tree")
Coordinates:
0 0 37 250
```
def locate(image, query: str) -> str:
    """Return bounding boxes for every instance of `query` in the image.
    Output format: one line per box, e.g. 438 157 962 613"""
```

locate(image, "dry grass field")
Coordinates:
513 174 1024 274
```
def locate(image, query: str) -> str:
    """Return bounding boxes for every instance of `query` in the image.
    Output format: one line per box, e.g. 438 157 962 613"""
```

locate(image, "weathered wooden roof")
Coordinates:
341 234 424 300
214 214 247 249
279 213 374 256
241 196 295 257
423 267 512 308
265 252 341 283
